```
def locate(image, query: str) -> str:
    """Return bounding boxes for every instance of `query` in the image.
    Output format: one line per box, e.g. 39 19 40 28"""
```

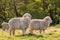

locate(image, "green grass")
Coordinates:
54 24 60 28
0 24 60 40
51 24 60 28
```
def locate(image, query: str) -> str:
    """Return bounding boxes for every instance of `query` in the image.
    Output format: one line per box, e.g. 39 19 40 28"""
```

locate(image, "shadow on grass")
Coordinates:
15 34 44 38
47 32 55 35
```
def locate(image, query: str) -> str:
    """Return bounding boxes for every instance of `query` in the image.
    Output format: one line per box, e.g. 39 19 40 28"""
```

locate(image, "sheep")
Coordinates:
29 16 52 35
9 13 32 36
1 22 9 31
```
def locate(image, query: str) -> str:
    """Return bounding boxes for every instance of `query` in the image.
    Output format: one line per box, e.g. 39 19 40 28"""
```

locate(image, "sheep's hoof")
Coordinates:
28 33 34 35
21 35 25 36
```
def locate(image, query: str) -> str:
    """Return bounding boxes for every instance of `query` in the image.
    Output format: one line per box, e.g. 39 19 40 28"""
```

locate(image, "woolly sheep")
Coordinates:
29 16 52 34
2 22 9 31
9 13 32 35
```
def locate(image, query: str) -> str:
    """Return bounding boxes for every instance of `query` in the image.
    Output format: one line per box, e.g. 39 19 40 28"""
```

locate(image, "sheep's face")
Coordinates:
2 27 5 31
23 13 32 20
44 16 52 23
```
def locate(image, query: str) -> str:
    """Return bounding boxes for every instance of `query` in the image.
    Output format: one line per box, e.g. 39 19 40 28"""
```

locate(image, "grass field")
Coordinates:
0 24 60 40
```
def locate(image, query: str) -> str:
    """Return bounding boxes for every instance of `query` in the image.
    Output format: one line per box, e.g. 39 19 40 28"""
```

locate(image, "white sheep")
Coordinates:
2 22 9 31
9 13 32 35
29 16 52 34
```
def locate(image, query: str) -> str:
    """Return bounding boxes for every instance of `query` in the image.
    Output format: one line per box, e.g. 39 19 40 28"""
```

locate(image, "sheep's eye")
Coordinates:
24 16 26 17
46 18 49 21
28 15 31 17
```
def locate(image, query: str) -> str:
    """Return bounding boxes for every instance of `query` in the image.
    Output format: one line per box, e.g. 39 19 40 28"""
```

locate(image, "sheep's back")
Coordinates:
29 20 41 30
9 17 29 30
29 19 47 30
9 18 22 29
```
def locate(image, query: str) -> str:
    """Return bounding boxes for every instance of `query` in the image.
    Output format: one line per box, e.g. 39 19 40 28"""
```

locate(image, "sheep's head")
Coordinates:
1 22 8 31
44 16 52 23
23 13 32 20
2 26 5 31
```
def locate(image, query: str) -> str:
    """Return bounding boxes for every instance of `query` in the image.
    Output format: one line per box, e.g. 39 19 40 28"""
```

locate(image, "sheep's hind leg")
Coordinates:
29 29 33 35
22 29 26 36
13 29 15 35
40 30 42 34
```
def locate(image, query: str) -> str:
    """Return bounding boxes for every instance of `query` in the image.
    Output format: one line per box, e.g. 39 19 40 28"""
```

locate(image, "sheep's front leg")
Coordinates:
22 29 26 36
9 29 12 36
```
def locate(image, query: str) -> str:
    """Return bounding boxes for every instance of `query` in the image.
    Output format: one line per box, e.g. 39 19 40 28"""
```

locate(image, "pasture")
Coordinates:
0 24 60 40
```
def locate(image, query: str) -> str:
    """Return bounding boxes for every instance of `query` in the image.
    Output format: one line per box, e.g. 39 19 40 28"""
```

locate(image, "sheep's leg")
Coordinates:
43 29 45 33
29 29 33 35
7 29 8 31
22 29 26 36
9 29 12 36
40 30 42 34
13 29 15 35
9 28 14 36
7 28 8 31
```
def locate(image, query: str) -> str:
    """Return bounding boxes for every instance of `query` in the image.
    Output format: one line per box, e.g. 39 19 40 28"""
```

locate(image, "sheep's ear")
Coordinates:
46 18 49 21
45 18 50 22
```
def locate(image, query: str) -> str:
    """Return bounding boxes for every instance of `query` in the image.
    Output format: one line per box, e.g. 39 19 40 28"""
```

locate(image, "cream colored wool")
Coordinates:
2 22 9 31
29 16 52 34
9 13 32 35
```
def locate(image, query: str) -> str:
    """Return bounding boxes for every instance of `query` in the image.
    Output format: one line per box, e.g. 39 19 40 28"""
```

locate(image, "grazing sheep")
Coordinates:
9 13 32 35
2 22 9 31
29 16 52 34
